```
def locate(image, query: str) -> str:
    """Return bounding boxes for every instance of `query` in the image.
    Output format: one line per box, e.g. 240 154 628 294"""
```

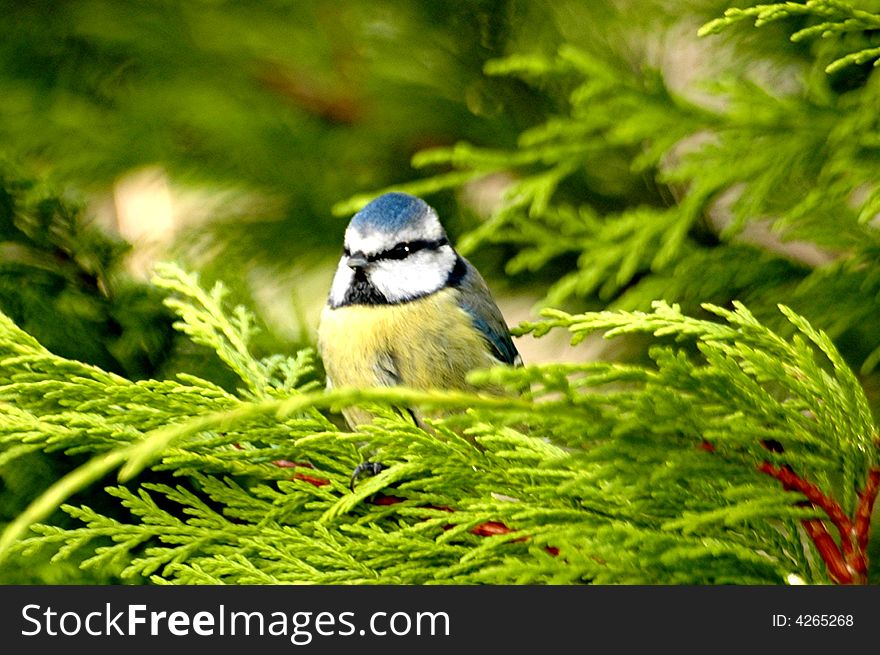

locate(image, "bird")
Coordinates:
317 192 521 485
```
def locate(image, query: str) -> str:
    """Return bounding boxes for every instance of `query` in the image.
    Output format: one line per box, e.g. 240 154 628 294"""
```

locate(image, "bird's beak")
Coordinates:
347 252 369 270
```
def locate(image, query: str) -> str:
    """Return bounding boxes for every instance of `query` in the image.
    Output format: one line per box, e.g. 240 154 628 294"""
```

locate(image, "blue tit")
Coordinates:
318 192 521 431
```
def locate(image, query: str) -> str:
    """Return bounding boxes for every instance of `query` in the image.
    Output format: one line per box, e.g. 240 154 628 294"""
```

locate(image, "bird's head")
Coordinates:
328 192 459 307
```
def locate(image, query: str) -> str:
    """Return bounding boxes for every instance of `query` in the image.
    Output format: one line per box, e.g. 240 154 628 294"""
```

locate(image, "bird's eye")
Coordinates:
343 247 351 256
384 243 411 260
377 238 444 261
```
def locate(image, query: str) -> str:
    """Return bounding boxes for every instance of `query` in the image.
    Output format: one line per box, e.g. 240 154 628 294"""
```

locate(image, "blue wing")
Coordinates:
455 257 521 366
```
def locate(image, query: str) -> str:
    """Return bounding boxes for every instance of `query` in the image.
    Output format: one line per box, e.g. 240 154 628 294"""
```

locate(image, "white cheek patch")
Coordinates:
328 259 354 306
369 246 456 303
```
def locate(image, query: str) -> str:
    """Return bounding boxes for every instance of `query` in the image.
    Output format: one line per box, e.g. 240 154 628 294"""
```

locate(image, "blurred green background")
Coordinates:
3 0 880 582
0 0 606 582
0 0 737 361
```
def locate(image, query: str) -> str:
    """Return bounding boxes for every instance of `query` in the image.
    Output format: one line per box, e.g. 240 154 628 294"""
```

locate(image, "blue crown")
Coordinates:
350 192 429 232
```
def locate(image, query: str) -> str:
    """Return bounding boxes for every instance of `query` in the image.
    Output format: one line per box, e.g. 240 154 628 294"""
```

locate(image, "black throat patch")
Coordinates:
338 269 387 307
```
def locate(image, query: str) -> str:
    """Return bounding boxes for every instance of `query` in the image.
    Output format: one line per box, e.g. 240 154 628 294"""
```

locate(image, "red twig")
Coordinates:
758 462 854 557
471 520 515 537
272 459 314 469
758 462 879 584
292 473 331 487
799 519 853 585
855 468 880 553
371 494 406 506
272 459 330 487
370 495 559 555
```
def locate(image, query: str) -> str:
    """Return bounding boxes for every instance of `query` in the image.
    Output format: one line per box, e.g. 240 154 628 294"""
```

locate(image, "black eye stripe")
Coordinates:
371 237 448 261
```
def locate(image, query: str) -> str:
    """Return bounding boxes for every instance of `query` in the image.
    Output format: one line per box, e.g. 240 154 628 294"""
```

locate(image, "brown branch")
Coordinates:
855 468 880 553
272 459 330 487
800 518 853 585
757 462 880 584
758 462 855 560
369 496 559 555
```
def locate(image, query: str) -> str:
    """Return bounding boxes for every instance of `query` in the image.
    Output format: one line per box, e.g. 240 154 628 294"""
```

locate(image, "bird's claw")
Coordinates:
350 461 387 491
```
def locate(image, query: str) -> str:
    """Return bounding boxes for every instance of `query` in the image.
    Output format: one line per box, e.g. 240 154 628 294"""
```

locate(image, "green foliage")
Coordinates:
700 0 880 73
335 0 880 382
0 162 173 378
0 163 181 583
2 0 880 587
1 264 876 584
0 0 546 273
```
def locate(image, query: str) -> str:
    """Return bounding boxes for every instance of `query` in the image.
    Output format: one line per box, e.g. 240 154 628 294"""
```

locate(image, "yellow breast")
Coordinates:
317 288 496 393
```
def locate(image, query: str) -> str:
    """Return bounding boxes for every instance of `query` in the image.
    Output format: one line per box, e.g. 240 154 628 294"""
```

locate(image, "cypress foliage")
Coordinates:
2 1 880 585
0 263 877 584
333 0 880 376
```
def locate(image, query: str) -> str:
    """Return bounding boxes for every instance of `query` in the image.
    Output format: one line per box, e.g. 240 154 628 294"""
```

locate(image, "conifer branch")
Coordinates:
799 518 853 584
701 1 880 73
855 469 880 553
6 4 880 587
758 462 853 556
0 448 130 558
330 6 880 382
757 462 872 584
2 267 876 584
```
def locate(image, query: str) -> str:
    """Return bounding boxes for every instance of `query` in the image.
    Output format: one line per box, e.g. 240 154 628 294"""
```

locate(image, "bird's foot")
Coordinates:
350 461 387 491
